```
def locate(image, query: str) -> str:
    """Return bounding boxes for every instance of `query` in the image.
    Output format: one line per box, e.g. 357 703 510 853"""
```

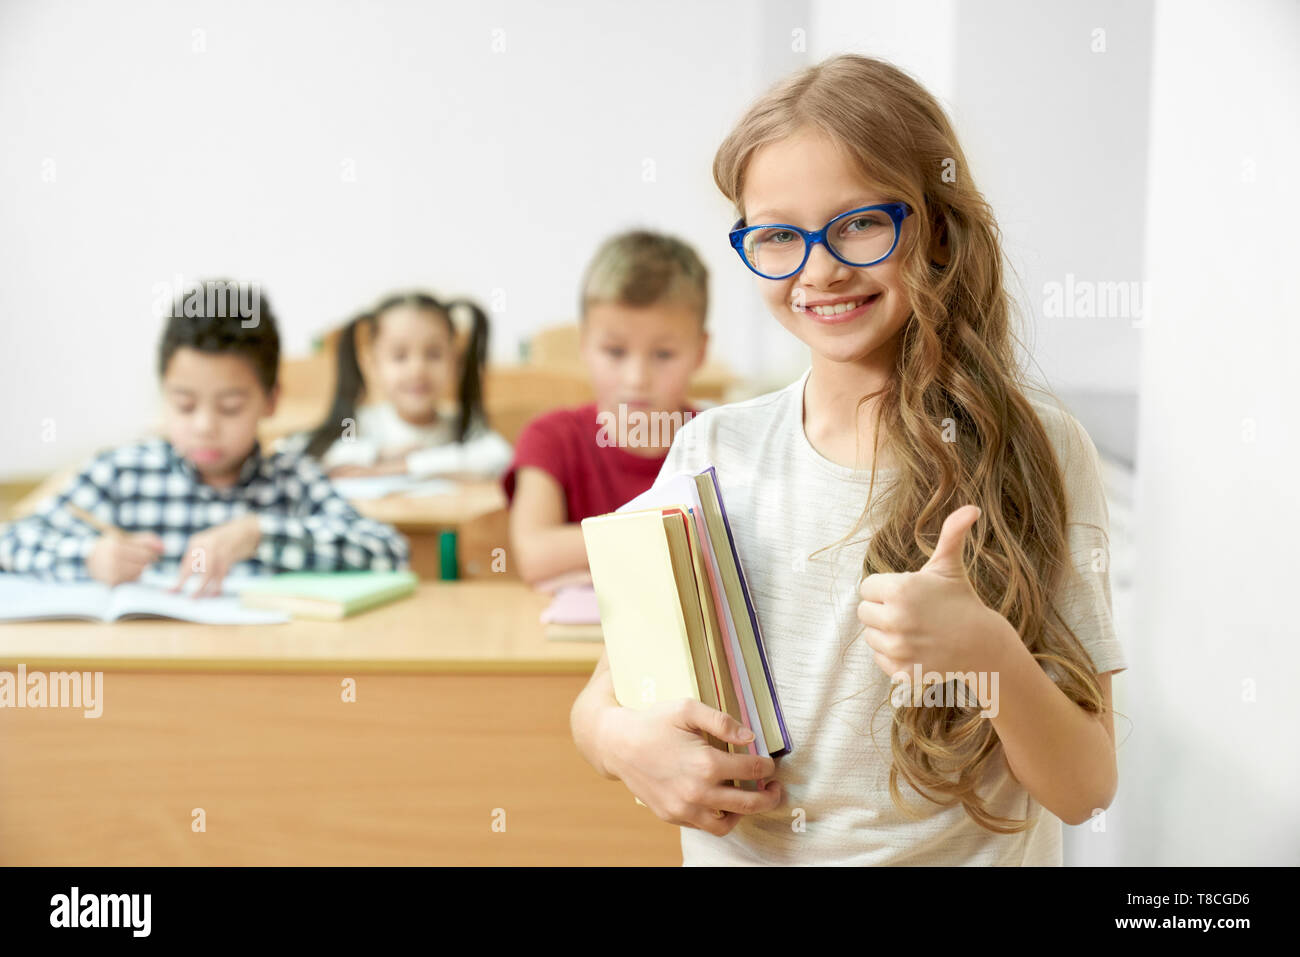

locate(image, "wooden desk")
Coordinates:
353 481 512 582
0 583 680 865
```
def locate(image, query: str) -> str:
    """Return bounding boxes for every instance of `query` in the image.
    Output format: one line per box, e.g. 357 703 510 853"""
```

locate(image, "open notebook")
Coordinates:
0 571 290 624
580 465 791 764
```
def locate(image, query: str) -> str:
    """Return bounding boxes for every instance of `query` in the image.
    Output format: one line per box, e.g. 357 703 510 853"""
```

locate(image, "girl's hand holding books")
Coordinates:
598 698 783 836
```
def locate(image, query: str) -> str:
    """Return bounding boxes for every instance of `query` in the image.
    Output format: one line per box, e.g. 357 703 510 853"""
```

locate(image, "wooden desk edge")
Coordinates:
0 653 603 676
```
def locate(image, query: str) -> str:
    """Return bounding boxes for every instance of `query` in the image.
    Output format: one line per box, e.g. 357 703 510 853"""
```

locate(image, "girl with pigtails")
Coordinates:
301 292 512 481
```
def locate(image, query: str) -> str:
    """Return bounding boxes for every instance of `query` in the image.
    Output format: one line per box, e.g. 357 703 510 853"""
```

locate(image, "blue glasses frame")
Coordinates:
728 202 913 280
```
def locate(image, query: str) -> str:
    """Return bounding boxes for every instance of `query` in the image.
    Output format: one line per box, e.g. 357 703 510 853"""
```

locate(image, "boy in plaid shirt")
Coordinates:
0 280 410 595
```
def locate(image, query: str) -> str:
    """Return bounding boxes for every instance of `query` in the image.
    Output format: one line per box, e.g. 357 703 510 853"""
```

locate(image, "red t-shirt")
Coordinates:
502 403 698 522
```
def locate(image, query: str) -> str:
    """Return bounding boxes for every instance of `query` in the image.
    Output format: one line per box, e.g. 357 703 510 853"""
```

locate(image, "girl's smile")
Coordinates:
794 291 884 324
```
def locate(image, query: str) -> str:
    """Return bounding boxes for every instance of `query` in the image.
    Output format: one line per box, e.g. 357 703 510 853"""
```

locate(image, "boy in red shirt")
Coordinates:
503 231 709 584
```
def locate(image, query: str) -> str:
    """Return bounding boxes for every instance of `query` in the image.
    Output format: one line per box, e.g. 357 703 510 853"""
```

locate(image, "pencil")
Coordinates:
65 503 125 539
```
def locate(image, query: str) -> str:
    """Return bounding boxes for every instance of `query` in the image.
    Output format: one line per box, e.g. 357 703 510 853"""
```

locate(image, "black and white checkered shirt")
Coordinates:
0 437 410 581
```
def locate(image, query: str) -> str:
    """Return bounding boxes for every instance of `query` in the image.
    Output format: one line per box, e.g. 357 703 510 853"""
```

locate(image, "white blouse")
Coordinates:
318 402 513 479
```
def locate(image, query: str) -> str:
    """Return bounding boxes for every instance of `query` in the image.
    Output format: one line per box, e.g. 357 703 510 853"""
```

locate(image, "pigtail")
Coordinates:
304 313 371 459
449 299 490 443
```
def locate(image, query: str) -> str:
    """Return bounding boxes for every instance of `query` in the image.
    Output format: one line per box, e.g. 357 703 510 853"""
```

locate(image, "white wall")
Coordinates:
806 0 1150 398
810 0 956 99
0 0 1151 481
0 0 775 478
1121 0 1300 865
951 0 1152 396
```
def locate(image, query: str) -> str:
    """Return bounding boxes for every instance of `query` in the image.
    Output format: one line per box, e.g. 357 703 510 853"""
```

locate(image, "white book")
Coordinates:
0 572 290 624
329 475 458 500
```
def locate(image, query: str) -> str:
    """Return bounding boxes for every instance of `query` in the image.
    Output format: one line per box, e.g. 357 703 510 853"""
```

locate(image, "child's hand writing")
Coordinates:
86 532 165 586
600 699 782 836
172 514 261 598
857 505 1017 684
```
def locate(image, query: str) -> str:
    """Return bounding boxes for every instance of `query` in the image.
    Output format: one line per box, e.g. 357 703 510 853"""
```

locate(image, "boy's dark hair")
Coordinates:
303 291 492 459
157 278 280 394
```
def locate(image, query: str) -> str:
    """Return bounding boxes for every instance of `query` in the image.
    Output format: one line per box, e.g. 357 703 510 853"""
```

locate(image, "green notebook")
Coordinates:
238 571 418 620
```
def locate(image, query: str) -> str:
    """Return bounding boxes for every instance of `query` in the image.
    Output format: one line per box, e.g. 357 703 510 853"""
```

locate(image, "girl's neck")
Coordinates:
803 350 896 470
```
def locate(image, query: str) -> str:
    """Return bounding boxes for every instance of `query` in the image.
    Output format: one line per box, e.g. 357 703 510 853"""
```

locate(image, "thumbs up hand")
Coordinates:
857 505 1016 682
918 504 982 580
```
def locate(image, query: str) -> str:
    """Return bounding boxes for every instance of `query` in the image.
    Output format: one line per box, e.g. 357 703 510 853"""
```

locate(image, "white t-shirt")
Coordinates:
317 402 513 479
652 366 1128 866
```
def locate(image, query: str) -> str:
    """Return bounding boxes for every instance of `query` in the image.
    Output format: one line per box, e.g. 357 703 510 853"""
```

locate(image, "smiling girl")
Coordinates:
570 54 1127 865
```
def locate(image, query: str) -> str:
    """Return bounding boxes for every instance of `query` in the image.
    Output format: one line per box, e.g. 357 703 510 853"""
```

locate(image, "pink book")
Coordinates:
539 585 601 625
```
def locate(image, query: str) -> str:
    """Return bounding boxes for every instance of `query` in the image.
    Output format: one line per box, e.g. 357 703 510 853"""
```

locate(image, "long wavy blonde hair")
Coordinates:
713 54 1107 832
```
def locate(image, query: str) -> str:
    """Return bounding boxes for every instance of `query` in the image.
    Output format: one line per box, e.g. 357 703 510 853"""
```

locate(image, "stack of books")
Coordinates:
580 466 791 761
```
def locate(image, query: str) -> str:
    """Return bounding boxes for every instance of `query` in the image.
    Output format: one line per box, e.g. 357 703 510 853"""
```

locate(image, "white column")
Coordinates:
1124 0 1300 864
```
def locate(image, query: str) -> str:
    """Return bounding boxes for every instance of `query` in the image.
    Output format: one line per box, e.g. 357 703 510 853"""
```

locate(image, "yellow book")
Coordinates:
580 507 726 752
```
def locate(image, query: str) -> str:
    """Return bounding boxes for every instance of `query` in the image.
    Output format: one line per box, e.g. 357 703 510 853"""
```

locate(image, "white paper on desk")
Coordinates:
136 567 267 596
0 573 289 624
107 583 289 624
0 575 109 621
330 475 459 500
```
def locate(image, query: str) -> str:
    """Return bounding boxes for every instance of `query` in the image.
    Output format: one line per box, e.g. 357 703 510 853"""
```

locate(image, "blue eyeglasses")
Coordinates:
729 202 913 280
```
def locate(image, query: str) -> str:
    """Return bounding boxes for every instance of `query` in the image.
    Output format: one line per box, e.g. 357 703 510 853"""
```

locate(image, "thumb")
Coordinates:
921 505 980 578
681 700 757 747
